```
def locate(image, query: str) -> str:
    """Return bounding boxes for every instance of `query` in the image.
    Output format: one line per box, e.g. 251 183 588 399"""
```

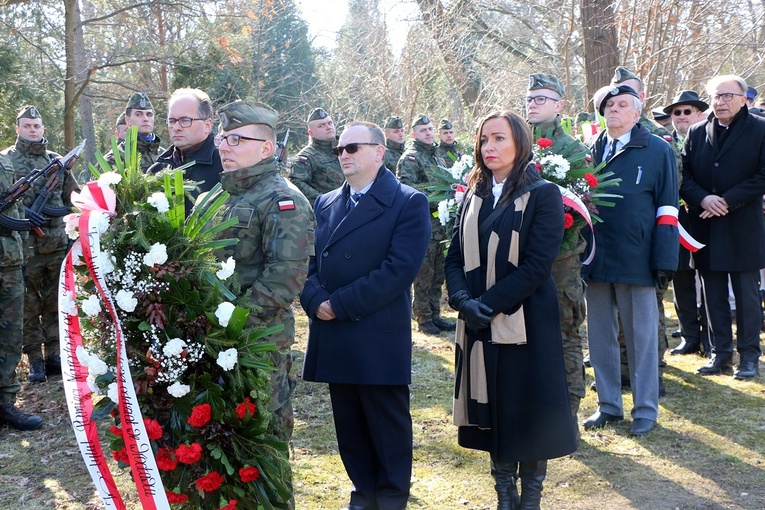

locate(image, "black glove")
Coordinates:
655 269 674 290
461 298 494 331
448 290 472 311
23 206 48 228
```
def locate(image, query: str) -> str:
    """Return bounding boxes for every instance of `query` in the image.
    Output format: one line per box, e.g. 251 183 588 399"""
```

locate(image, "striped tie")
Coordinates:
349 192 362 211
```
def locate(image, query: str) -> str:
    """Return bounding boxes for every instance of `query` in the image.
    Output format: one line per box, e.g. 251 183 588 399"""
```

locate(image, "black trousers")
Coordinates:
329 383 412 510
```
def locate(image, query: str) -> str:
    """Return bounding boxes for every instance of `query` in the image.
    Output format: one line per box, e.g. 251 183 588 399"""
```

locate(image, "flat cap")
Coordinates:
384 116 403 129
126 92 153 111
598 85 640 115
611 66 641 85
439 119 453 130
663 90 708 114
218 100 278 131
747 86 758 100
411 113 432 129
16 105 41 121
307 107 329 123
528 73 566 97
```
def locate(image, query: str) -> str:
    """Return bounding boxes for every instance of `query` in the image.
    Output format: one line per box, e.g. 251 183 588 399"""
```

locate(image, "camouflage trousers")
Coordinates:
23 249 67 361
269 347 296 442
412 238 445 322
0 266 24 404
618 284 669 378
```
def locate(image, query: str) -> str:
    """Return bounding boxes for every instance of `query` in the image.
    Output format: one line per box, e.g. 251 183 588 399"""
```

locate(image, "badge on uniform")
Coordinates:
299 156 308 162
408 156 416 161
278 200 295 211
29 107 39 118
139 97 147 108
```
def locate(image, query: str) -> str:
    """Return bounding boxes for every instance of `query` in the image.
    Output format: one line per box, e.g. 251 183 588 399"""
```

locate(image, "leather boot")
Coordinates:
491 459 520 510
518 460 547 510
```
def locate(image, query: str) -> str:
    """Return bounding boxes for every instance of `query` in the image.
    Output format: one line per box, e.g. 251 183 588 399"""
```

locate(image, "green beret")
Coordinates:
384 116 403 129
611 66 640 85
218 100 278 131
411 114 431 129
125 92 153 111
598 85 640 115
16 105 41 121
528 73 566 97
438 119 453 130
115 112 127 127
307 107 329 123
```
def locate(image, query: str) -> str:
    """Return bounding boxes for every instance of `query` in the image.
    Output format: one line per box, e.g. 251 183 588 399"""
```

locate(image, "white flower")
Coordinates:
216 348 238 371
107 382 119 403
167 381 191 398
98 172 122 186
81 294 102 316
60 293 77 316
86 374 99 394
65 220 79 240
143 242 168 267
99 251 115 275
540 154 570 180
437 200 450 227
95 213 111 235
163 338 187 358
116 289 137 312
70 242 84 265
75 346 109 376
147 192 170 213
215 302 236 327
216 257 236 280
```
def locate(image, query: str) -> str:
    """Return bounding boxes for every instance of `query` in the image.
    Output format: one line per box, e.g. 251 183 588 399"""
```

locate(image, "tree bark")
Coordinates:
580 0 620 106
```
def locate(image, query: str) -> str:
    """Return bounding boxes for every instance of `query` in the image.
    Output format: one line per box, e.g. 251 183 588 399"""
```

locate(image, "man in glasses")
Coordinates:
680 75 765 380
215 100 314 449
383 116 406 172
287 107 343 205
106 92 164 172
396 114 454 335
436 118 461 167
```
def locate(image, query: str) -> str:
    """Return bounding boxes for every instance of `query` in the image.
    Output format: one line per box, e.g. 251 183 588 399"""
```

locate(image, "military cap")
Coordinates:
307 107 329 123
575 111 592 125
218 100 278 131
747 86 758 100
115 112 127 127
663 90 708 114
652 108 670 122
385 116 404 129
528 73 566 97
16 105 41 121
598 85 640 115
438 119 453 131
411 114 432 129
611 66 641 85
125 92 153 111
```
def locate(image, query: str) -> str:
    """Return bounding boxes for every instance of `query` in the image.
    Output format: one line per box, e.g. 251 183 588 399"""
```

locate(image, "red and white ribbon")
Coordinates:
557 185 597 265
656 205 705 252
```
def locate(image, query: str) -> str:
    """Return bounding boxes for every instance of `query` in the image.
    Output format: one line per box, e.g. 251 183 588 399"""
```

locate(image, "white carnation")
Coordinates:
81 294 102 316
86 374 99 394
143 242 168 267
87 355 108 376
60 293 77 316
65 220 79 240
540 154 570 180
70 242 84 266
107 382 119 403
216 257 236 280
215 302 236 327
148 192 170 213
167 381 190 398
163 338 186 358
216 348 238 371
98 172 122 186
94 213 111 235
99 250 115 275
115 289 137 312
437 200 450 227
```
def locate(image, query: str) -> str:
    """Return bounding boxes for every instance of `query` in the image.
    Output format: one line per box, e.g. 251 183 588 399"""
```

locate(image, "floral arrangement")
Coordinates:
426 153 474 231
59 129 291 510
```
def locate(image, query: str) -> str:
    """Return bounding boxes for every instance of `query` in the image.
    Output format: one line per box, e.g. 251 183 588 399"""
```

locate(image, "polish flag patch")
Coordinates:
278 200 296 211
408 156 416 161
298 156 308 162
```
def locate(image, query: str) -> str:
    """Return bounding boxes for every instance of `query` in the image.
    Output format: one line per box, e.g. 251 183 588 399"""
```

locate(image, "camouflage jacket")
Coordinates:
106 134 164 172
436 141 462 168
640 112 672 140
287 138 343 205
217 156 316 348
0 154 25 267
1 137 79 255
384 139 405 172
396 139 446 239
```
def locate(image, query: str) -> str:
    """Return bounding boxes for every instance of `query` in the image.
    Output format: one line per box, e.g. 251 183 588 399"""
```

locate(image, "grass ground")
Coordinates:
1 290 764 509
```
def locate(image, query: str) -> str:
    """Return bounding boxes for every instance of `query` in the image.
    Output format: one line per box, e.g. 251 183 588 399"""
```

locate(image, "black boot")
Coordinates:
28 357 46 383
491 459 520 510
518 460 547 510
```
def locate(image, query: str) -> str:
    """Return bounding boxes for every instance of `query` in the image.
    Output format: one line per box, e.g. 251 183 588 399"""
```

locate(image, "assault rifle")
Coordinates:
275 128 290 164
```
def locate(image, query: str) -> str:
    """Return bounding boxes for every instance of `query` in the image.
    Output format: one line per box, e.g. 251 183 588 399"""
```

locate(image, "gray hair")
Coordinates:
706 75 748 96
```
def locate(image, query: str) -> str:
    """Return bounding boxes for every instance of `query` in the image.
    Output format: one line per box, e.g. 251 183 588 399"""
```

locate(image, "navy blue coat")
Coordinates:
301 167 431 385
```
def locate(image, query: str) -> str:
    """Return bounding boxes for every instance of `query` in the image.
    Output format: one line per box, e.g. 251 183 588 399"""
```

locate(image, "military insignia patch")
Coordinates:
663 135 672 142
230 207 255 229
29 107 39 118
299 156 308 162
278 200 296 211
408 156 416 161
139 97 147 108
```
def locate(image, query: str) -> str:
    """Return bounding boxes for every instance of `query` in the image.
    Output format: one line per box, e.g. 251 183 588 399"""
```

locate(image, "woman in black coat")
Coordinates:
445 111 578 510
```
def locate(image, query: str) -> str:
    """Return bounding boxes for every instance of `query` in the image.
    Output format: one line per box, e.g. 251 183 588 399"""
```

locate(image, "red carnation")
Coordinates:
536 137 553 149
564 213 575 229
219 500 238 510
156 447 178 471
166 491 188 504
584 173 599 188
236 397 257 419
239 466 261 482
112 447 129 465
176 442 203 464
108 425 124 438
144 418 163 440
195 471 224 492
188 403 212 427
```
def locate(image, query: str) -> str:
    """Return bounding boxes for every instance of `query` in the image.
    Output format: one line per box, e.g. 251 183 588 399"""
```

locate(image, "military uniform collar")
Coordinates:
220 156 278 194
15 136 49 157
530 116 563 140
386 139 405 151
413 139 437 154
310 138 337 153
439 140 458 150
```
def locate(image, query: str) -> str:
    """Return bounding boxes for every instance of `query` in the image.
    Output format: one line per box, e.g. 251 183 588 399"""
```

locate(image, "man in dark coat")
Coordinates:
301 121 431 510
680 75 765 380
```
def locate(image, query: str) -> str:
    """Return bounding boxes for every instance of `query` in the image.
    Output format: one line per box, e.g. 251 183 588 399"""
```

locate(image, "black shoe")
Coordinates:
0 403 43 431
582 411 623 430
697 356 732 376
431 317 456 331
658 376 666 398
582 354 591 368
670 339 701 355
45 354 62 375
621 376 631 389
28 358 46 383
733 361 760 380
630 418 656 436
417 320 441 335
671 329 682 338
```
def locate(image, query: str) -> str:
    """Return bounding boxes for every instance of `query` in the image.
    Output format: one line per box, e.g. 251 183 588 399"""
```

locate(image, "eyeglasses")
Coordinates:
672 108 694 116
214 134 267 147
331 142 380 157
167 117 207 128
712 93 743 103
523 95 561 105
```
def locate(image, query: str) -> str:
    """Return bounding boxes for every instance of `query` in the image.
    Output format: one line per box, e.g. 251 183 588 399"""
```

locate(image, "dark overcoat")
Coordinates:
301 167 430 385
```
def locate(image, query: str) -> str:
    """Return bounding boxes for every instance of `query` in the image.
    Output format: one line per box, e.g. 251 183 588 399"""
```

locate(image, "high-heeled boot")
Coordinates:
518 460 547 510
491 459 520 510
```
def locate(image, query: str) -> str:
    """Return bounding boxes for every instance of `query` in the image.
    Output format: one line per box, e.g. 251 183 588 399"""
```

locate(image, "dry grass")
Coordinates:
2 291 764 510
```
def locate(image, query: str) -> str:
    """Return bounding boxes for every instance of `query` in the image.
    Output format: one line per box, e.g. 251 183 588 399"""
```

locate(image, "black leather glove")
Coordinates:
461 298 494 331
23 206 48 228
655 269 674 290
448 290 472 311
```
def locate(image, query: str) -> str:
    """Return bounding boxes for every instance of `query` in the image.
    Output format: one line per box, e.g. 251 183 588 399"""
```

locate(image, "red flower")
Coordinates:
536 137 553 149
156 447 178 471
195 471 224 492
219 500 238 510
564 213 575 229
144 418 163 440
584 173 599 188
112 447 129 465
236 397 257 419
239 466 261 482
176 442 202 464
166 491 188 504
535 162 542 172
188 403 212 427
108 425 123 438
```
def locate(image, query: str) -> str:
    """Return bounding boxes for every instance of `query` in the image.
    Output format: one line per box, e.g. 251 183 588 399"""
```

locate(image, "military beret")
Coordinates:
411 114 432 129
528 73 566 97
652 108 670 121
384 116 403 129
16 105 41 121
747 86 758 100
611 66 641 85
125 92 153 111
575 111 592 124
115 112 127 127
439 119 453 131
218 100 278 131
307 107 329 123
598 85 640 115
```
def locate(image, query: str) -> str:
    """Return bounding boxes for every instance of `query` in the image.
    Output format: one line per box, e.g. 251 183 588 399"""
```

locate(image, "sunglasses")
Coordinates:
331 142 380 157
672 108 694 116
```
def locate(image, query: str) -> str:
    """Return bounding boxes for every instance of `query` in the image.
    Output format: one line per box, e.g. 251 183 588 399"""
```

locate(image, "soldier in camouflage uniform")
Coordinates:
214 100 315 442
0 152 44 430
286 108 342 205
436 118 462 168
383 116 406 171
114 112 127 142
106 93 164 172
2 106 79 383
396 114 455 335
526 74 590 421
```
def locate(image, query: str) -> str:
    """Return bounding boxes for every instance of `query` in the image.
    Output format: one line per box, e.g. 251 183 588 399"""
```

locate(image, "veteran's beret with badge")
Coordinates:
307 107 329 123
17 105 41 121
218 100 278 131
598 85 640 115
126 92 154 111
611 66 641 85
438 119 453 131
385 116 404 129
412 114 431 129
528 73 566 97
